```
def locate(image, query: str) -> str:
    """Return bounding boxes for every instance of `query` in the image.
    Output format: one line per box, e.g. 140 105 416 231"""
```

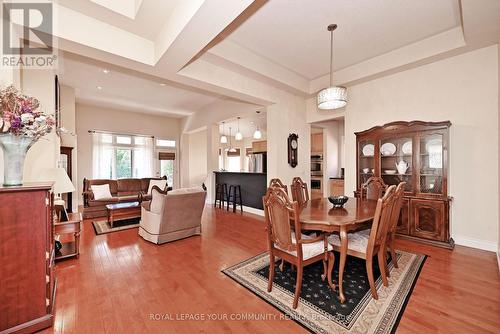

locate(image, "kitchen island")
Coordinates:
214 171 267 210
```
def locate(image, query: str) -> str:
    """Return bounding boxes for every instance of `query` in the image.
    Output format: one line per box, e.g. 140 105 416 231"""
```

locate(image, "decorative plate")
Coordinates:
402 141 412 155
385 170 397 175
425 139 442 153
362 144 374 157
380 143 396 156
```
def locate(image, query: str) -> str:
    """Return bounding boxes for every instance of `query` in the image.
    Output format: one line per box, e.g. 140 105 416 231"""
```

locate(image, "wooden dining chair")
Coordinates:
263 187 333 309
385 182 406 275
290 177 309 206
360 176 388 200
327 185 396 300
269 178 288 195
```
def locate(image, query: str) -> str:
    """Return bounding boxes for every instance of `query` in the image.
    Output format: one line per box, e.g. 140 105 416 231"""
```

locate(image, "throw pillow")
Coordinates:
150 192 165 214
91 184 112 200
147 179 167 194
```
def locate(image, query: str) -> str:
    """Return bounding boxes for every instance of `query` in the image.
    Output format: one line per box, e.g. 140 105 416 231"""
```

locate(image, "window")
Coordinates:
226 148 241 172
156 139 176 147
158 151 175 186
92 132 154 179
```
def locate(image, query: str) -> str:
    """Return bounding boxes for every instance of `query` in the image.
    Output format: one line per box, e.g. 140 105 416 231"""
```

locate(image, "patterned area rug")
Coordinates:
92 218 140 235
223 250 426 334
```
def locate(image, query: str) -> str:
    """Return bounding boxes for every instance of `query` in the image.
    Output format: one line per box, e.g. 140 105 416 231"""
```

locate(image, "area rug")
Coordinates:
222 250 426 334
92 218 140 235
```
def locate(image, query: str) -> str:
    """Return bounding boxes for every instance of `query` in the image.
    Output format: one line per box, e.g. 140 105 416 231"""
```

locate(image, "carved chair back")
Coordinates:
269 178 288 195
290 177 309 206
387 182 406 234
366 185 396 256
262 187 302 257
361 176 388 200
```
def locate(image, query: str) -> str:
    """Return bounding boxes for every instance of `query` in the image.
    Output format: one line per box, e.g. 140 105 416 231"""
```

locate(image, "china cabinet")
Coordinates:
355 121 453 248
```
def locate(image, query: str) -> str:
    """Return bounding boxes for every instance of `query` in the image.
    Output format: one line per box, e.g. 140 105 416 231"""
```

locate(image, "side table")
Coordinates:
54 212 82 260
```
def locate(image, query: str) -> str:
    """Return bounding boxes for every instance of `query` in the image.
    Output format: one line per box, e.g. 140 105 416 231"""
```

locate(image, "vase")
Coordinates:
0 133 35 186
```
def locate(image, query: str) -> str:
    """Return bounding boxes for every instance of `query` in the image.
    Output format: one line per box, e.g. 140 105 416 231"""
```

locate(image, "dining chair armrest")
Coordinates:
298 235 324 244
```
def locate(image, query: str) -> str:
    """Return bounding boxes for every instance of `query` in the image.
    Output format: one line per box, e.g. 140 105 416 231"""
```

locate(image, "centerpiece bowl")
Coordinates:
328 195 348 208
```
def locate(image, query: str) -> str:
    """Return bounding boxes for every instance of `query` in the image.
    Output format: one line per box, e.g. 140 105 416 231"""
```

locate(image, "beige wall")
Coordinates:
340 45 498 251
267 95 310 193
75 104 181 204
187 129 207 186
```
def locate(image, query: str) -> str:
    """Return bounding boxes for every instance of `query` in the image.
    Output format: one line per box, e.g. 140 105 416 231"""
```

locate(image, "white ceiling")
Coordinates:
58 53 220 117
228 0 461 80
58 0 183 40
218 111 266 138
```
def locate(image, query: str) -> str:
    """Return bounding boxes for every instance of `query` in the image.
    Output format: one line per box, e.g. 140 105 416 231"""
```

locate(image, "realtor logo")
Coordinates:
2 1 57 68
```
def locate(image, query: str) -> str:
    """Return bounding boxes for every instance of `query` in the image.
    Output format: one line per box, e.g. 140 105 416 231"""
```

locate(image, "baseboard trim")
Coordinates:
453 235 497 252
497 251 500 272
242 206 264 216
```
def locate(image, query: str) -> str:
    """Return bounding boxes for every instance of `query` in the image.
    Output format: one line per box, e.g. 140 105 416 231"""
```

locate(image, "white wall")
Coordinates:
75 104 181 204
341 45 498 251
267 95 310 192
188 129 207 186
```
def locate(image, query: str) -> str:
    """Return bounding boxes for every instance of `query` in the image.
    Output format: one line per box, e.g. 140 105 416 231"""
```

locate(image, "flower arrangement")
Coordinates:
0 85 54 140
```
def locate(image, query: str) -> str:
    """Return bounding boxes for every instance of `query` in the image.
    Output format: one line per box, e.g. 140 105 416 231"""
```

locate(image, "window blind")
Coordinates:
158 152 175 160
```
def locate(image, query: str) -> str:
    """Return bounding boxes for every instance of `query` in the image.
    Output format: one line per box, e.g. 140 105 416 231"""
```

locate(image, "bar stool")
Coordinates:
227 184 243 213
214 183 228 209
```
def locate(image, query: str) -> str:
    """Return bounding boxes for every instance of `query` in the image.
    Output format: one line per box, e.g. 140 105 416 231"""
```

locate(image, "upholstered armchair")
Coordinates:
139 186 207 244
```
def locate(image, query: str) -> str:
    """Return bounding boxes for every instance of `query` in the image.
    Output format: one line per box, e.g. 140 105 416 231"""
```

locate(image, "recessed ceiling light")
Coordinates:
159 83 166 86
96 86 103 90
102 69 110 74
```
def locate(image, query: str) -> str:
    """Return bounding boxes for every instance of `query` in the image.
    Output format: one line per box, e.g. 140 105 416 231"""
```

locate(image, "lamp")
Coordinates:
317 24 347 110
235 117 243 141
253 110 263 139
220 122 228 144
227 127 237 153
40 167 75 201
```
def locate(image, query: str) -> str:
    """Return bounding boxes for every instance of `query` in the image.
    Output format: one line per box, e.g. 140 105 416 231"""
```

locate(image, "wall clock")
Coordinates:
288 133 298 168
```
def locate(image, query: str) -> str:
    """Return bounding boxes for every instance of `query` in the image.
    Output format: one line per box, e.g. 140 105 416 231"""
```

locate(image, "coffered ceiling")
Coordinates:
227 0 461 80
17 0 500 119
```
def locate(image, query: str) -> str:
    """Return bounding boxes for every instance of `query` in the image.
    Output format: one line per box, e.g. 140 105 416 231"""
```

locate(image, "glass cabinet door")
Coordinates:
379 137 413 192
358 140 375 186
419 133 444 194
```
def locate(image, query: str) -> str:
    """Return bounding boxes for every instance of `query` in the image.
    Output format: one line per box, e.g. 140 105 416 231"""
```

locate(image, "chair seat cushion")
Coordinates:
276 233 332 260
327 229 371 253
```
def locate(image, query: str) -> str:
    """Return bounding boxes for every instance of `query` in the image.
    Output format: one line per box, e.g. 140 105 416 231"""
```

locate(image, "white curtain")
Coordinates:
92 133 114 179
133 136 154 178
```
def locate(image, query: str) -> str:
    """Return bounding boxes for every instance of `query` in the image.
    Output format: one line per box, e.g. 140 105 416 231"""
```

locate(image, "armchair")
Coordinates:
139 186 207 244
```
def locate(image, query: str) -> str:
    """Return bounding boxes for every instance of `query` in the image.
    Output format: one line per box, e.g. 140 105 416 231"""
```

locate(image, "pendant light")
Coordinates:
228 126 237 152
253 110 263 139
317 24 347 110
235 117 243 141
220 121 228 144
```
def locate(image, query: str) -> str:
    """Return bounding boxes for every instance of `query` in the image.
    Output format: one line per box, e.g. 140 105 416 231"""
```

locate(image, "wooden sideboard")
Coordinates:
0 183 56 334
355 121 454 249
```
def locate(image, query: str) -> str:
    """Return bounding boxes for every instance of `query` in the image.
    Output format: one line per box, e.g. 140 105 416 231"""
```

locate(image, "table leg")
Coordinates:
109 212 114 228
338 226 348 303
75 231 80 259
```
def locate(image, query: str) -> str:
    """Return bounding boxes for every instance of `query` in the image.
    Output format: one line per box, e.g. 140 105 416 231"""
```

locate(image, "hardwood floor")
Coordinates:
43 206 500 334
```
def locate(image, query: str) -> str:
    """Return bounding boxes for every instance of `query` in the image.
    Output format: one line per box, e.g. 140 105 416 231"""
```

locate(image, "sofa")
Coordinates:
139 186 207 244
82 176 167 219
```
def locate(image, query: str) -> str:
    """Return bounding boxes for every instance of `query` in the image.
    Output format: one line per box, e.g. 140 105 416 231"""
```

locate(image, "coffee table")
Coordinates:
106 202 141 228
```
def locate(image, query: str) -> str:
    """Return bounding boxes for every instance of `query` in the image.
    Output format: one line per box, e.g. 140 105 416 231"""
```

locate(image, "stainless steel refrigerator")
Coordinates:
248 153 267 173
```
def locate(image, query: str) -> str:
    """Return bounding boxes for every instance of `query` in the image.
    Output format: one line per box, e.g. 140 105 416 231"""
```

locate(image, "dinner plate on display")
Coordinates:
380 143 396 156
402 141 412 155
425 139 442 153
362 144 374 157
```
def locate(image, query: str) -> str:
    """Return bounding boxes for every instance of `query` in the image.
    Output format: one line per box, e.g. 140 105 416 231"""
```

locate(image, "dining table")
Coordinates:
297 197 378 303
